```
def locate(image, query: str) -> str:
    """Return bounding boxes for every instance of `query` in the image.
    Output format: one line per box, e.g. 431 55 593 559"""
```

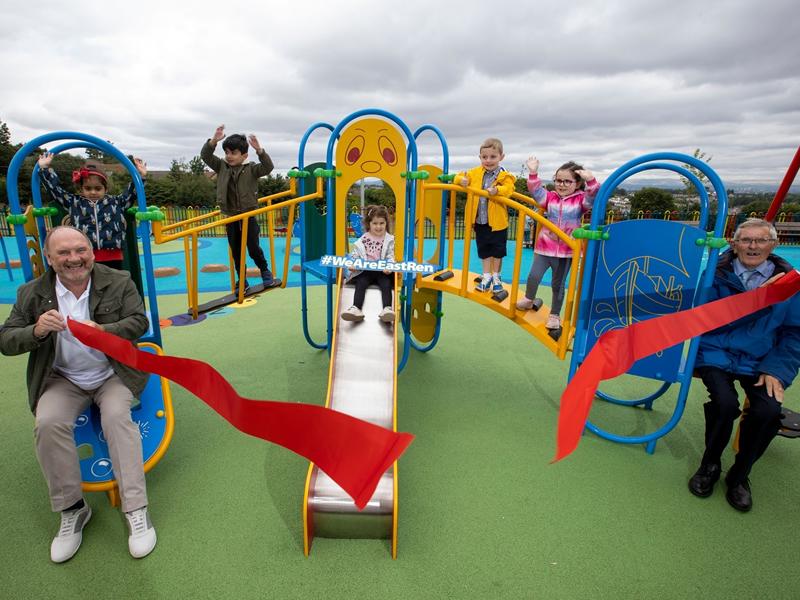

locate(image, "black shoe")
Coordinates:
260 271 280 289
688 463 721 498
235 280 250 293
725 477 752 512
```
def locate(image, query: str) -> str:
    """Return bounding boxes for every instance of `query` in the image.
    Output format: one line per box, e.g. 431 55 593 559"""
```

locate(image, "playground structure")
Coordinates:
4 114 799 556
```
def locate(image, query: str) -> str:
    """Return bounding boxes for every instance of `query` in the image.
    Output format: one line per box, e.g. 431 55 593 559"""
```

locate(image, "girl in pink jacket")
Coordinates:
516 157 599 330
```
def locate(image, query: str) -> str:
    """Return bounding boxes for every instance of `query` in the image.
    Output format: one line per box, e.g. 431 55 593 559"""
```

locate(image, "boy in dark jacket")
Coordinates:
201 125 280 290
688 218 800 512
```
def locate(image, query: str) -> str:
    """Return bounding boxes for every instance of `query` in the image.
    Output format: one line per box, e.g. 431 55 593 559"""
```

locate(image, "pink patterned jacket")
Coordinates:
527 175 600 258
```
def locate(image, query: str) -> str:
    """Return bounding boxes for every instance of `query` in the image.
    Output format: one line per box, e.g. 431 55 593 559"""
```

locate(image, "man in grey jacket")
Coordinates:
0 226 156 562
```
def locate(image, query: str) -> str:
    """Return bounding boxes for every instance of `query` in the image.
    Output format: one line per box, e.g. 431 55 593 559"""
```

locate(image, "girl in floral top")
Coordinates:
38 152 147 270
342 205 396 323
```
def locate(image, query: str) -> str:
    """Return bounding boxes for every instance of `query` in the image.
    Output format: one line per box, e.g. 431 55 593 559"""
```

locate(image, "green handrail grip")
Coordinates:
433 310 444 318
695 233 728 248
7 213 28 225
312 168 341 178
438 173 456 183
399 294 407 302
135 210 165 222
126 207 138 215
31 206 59 217
287 169 311 178
572 227 609 241
401 170 430 180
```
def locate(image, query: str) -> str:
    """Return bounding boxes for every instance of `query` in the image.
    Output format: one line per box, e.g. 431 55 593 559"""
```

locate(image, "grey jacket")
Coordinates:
0 265 150 412
200 140 274 215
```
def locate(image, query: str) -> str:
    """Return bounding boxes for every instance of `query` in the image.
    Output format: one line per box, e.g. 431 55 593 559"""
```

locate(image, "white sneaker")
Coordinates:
379 306 396 322
125 507 157 559
341 305 365 322
546 313 561 330
51 503 92 563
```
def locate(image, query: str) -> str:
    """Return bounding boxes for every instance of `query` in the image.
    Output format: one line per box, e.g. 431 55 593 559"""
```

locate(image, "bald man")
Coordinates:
0 226 156 561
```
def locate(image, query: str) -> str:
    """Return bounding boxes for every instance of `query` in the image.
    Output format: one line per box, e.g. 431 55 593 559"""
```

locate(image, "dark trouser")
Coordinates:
698 367 782 484
524 253 570 315
352 270 394 309
226 217 269 278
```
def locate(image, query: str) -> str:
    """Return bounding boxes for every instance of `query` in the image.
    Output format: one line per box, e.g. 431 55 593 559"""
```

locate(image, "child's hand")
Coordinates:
526 156 539 174
575 169 594 182
248 134 262 153
212 125 225 144
459 176 469 187
38 151 54 169
487 186 498 196
133 157 147 177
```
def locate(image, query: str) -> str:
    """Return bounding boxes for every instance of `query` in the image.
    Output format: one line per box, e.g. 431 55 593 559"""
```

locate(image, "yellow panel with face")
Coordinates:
335 118 407 256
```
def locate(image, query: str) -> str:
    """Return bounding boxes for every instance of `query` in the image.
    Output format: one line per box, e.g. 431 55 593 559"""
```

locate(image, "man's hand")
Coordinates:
38 151 54 170
79 320 105 332
34 310 66 338
248 134 262 153
755 373 784 403
211 125 225 144
133 157 147 178
526 156 539 174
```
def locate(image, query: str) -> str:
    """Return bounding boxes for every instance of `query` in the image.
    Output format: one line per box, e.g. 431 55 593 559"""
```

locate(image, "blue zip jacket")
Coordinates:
695 249 800 388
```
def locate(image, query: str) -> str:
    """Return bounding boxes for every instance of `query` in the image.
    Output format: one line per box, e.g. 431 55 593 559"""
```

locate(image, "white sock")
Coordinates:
482 272 491 282
492 272 500 280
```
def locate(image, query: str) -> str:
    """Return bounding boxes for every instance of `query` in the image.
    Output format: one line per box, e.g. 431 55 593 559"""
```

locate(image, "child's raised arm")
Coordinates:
525 155 547 204
576 168 600 208
200 125 225 173
38 151 54 170
211 125 225 145
249 134 275 178
133 157 147 178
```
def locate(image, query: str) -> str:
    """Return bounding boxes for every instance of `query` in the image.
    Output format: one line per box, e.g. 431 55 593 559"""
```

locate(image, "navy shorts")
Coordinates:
473 224 507 259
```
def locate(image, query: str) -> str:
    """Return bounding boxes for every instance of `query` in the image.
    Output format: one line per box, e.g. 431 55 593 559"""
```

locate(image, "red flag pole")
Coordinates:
765 145 800 222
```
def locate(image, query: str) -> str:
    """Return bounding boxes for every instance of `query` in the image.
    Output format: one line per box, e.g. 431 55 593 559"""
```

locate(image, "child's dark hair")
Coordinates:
555 161 586 190
222 134 248 154
72 161 108 189
363 204 390 232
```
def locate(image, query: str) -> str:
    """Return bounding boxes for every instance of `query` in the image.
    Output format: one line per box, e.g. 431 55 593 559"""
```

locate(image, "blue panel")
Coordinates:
582 220 706 382
73 346 166 484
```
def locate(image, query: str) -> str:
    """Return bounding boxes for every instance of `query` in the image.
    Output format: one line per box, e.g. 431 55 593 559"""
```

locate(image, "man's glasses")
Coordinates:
735 237 776 246
554 179 576 186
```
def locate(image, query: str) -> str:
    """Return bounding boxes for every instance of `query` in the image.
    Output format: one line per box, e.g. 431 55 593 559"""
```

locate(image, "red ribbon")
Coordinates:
68 319 413 509
555 270 800 462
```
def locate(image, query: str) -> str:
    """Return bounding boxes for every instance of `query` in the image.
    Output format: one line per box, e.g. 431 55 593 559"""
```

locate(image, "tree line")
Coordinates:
2 120 797 216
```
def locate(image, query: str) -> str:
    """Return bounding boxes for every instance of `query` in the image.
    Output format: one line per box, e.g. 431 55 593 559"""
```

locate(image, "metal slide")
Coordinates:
303 277 399 556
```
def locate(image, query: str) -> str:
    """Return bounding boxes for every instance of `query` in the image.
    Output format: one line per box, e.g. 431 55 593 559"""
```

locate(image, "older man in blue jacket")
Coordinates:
688 218 800 512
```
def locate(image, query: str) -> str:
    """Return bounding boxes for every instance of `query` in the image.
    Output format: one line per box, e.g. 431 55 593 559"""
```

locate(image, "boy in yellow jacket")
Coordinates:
456 138 516 292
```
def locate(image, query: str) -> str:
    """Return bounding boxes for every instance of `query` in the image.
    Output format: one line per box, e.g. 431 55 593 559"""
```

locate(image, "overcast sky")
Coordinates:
2 0 799 188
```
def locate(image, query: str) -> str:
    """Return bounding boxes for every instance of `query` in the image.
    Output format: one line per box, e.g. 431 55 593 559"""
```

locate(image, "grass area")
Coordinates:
1 286 798 599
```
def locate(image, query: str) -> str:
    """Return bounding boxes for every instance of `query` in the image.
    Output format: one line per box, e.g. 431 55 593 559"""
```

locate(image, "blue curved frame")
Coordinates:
568 152 728 453
6 131 162 346
406 124 450 354
297 121 335 350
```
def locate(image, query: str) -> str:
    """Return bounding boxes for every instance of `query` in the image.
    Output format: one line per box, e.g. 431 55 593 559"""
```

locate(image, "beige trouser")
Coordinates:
34 373 147 513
